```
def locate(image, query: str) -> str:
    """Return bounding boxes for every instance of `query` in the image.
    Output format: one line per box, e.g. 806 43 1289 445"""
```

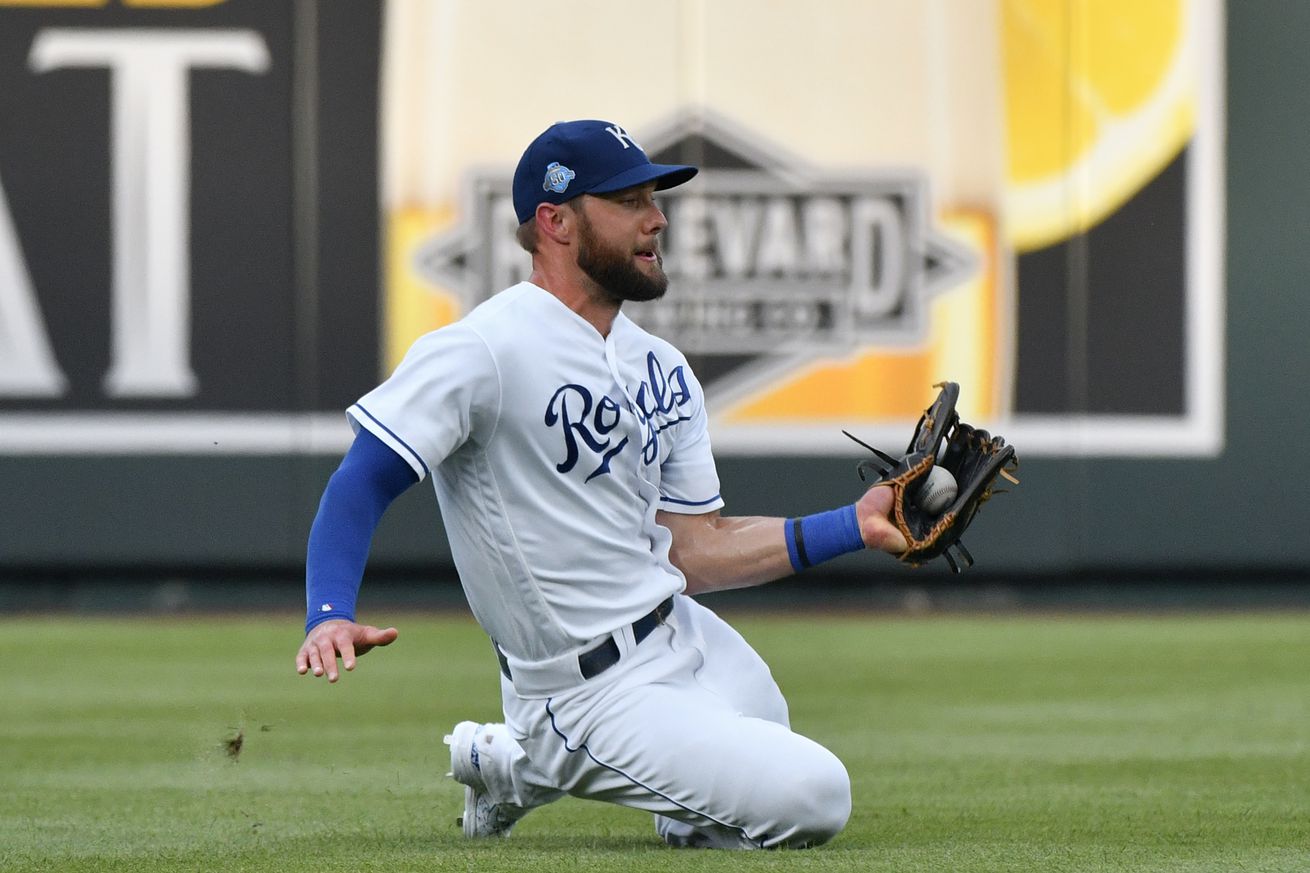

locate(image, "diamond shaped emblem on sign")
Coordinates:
416 110 976 403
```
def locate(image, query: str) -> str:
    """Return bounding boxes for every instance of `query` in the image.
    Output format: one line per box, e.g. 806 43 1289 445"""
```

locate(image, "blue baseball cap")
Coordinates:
512 120 698 224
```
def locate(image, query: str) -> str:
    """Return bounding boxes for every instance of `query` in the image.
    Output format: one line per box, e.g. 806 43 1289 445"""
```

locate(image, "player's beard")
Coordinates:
575 211 668 304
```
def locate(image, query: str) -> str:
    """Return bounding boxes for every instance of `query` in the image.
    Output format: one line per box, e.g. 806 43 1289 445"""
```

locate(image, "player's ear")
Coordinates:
535 202 574 246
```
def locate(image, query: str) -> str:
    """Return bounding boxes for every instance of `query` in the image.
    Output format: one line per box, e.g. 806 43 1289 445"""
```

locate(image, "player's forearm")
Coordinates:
666 504 872 595
668 515 798 594
304 429 418 632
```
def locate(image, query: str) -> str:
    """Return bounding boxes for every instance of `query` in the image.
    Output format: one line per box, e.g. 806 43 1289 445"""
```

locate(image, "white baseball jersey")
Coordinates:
348 281 724 663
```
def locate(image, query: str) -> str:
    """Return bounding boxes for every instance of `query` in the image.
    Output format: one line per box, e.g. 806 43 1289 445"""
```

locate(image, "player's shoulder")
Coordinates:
401 283 536 352
402 313 486 355
460 281 570 340
464 281 538 321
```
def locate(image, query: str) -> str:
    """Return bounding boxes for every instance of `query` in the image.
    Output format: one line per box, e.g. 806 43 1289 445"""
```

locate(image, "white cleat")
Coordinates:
444 720 523 838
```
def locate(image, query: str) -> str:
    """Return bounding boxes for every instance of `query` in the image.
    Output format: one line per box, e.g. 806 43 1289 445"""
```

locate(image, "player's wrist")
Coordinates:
305 609 355 634
784 504 865 572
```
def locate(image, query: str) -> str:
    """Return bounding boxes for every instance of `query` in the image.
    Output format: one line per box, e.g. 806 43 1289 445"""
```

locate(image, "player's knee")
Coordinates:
761 746 851 848
793 753 852 846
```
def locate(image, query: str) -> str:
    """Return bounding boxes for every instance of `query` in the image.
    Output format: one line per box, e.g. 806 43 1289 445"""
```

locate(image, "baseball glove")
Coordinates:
845 382 1018 572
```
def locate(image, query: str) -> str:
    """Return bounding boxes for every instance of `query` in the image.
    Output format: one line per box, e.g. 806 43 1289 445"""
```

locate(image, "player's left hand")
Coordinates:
855 484 909 556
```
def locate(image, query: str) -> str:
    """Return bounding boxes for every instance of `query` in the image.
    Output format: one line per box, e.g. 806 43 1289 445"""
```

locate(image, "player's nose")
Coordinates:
646 202 668 235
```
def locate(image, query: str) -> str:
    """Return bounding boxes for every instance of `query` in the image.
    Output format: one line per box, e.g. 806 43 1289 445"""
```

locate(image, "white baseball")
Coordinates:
916 466 958 514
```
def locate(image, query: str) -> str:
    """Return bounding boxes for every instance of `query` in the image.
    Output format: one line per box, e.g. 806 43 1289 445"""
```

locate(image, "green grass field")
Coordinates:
2 611 1307 872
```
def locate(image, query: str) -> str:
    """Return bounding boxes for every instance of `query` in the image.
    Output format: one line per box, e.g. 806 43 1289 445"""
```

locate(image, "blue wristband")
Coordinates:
784 504 865 572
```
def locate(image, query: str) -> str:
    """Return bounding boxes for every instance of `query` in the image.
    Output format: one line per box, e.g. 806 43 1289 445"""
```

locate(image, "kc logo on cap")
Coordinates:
603 124 639 150
512 119 699 224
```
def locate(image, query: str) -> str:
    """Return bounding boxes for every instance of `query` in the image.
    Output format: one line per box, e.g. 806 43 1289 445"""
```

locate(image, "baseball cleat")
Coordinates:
444 720 523 838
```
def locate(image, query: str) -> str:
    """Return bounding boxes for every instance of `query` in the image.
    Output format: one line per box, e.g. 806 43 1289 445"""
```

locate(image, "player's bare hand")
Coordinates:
295 620 399 683
856 484 909 555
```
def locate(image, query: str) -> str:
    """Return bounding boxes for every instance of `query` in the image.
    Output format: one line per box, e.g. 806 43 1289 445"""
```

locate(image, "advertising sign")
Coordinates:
0 0 1224 457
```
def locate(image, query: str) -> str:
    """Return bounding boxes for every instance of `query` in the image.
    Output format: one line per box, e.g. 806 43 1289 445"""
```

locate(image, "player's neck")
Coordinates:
528 269 621 338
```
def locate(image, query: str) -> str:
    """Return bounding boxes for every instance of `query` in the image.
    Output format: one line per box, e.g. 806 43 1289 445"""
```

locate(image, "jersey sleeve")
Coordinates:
347 323 500 481
656 360 725 515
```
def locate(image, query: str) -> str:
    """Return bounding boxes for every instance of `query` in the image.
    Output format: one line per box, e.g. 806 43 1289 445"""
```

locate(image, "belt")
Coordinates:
495 596 674 683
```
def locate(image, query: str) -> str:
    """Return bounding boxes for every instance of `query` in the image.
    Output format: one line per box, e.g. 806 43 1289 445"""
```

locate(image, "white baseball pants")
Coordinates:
468 594 851 849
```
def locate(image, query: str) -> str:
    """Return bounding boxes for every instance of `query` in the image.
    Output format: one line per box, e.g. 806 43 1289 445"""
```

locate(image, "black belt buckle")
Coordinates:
632 595 674 643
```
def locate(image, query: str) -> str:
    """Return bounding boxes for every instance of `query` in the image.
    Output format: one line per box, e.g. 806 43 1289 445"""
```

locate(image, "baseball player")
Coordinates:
295 119 908 850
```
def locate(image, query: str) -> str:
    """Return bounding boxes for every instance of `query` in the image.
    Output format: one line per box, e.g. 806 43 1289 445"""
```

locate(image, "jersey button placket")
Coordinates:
603 336 657 493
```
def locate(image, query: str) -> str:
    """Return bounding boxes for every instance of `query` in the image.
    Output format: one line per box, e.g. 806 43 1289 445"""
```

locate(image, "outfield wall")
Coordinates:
0 1 1301 580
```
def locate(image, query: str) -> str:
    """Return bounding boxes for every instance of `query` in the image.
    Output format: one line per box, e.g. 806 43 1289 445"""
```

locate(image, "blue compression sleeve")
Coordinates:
783 504 865 572
304 428 419 633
